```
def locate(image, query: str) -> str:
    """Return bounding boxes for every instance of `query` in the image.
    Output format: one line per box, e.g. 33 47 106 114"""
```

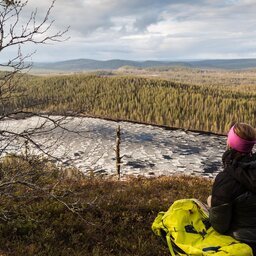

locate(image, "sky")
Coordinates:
2 0 256 62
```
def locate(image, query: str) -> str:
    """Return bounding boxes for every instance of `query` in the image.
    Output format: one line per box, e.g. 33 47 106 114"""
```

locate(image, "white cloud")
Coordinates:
2 0 256 61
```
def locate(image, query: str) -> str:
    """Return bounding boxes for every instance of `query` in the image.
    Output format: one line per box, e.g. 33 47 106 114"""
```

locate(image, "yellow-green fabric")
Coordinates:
152 199 253 256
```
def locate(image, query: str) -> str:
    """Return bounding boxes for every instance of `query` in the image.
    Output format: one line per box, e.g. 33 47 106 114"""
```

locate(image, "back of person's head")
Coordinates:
234 123 256 141
227 122 256 154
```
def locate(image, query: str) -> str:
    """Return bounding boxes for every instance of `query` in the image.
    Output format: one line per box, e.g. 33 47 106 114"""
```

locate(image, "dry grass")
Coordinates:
0 156 212 255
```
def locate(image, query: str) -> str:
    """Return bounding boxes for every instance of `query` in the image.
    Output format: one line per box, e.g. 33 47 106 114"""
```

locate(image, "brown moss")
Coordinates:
0 156 212 255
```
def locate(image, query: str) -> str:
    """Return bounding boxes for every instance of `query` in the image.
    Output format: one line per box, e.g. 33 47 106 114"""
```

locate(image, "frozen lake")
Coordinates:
0 116 227 178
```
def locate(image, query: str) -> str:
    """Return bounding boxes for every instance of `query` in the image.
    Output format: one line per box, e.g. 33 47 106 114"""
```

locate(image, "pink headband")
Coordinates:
227 126 256 153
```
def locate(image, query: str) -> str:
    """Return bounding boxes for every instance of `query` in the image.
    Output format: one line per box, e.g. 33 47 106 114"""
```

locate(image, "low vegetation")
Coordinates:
0 155 212 256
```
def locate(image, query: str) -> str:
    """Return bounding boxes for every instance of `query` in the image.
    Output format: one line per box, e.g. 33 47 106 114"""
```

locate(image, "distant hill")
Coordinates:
31 58 256 71
191 59 256 70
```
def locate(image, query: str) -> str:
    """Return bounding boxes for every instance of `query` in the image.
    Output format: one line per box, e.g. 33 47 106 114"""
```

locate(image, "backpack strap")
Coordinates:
166 234 177 256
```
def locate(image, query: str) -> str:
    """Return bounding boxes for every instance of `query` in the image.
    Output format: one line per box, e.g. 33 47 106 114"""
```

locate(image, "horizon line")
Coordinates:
31 57 256 63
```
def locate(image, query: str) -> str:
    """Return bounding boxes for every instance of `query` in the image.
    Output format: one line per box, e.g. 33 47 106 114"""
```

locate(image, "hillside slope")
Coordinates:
31 58 256 71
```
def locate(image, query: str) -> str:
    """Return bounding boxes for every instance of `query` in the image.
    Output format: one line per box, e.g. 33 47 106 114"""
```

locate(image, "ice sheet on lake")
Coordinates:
0 116 227 178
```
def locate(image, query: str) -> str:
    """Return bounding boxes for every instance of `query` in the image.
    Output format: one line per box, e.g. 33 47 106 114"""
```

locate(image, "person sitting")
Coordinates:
208 122 256 254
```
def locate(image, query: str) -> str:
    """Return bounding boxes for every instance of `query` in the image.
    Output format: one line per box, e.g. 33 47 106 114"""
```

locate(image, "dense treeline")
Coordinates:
5 74 256 134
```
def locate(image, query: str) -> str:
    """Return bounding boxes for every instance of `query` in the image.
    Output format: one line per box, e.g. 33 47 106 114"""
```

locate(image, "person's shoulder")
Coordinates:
213 169 236 188
214 166 244 192
211 171 237 206
212 170 246 206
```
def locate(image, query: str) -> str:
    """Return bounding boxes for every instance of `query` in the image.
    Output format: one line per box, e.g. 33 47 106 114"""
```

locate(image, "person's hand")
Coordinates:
207 195 212 208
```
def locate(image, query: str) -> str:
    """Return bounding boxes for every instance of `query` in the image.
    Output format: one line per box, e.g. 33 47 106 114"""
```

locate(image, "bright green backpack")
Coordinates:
152 199 253 255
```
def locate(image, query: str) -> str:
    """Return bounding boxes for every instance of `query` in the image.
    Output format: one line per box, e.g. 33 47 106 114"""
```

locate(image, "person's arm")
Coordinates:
209 171 241 234
209 203 232 234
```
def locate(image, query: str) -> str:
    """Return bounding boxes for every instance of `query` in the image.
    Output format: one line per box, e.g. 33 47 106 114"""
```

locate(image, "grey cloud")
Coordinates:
13 0 256 61
23 0 211 37
24 0 256 36
133 10 165 32
51 0 207 35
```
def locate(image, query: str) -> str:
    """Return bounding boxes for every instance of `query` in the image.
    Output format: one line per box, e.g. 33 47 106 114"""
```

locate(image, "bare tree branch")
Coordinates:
0 179 96 225
0 0 71 158
0 0 99 229
0 0 69 55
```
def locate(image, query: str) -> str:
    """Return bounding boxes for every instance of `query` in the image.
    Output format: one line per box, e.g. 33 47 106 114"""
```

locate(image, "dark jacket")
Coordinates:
209 149 256 243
